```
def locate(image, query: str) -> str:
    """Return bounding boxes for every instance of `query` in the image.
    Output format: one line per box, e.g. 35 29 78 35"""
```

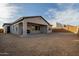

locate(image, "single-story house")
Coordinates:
3 16 52 36
64 25 79 34
52 22 64 29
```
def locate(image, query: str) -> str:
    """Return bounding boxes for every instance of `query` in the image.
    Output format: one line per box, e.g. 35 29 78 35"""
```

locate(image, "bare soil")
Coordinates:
0 32 79 56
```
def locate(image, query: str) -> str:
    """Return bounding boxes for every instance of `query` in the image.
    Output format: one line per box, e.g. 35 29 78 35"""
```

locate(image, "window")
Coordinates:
64 25 66 27
35 26 40 30
16 27 17 31
49 28 51 30
13 25 14 30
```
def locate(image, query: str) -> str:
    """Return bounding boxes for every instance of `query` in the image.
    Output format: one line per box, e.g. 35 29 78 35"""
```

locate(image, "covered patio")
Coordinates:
27 22 48 34
18 22 48 35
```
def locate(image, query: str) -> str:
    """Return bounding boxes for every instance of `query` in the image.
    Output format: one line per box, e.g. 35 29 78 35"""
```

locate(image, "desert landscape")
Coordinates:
0 32 79 56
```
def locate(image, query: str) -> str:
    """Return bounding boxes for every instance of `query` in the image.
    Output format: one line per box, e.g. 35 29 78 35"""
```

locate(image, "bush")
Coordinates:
0 29 4 33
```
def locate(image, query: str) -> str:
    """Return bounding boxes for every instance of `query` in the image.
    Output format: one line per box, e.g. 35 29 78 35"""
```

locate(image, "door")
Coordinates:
7 26 10 33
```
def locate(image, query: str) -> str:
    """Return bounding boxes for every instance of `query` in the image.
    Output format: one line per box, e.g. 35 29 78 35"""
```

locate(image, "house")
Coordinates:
52 22 64 29
64 25 78 34
3 16 52 36
3 23 12 33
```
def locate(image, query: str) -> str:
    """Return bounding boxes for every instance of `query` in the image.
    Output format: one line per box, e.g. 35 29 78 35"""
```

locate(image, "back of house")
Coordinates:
3 16 52 36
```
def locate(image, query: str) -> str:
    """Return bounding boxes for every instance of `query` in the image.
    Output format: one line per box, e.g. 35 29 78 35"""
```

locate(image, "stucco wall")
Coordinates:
24 17 48 25
64 25 78 34
10 21 24 35
3 25 10 33
47 25 52 33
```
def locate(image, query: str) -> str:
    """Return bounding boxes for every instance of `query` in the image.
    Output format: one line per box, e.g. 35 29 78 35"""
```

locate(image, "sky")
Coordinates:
0 3 79 28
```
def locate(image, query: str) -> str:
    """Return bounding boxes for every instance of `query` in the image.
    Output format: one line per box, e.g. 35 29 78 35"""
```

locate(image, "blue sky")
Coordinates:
0 3 79 28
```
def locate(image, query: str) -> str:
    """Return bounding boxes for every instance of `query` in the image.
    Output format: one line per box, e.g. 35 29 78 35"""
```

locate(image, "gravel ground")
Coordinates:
0 32 79 56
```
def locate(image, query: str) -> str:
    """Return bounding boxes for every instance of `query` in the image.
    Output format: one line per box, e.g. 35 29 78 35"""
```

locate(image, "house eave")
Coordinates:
3 16 51 26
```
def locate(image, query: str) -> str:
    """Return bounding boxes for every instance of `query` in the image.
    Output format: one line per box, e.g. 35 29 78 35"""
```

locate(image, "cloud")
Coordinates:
0 3 19 28
57 3 74 9
46 4 79 26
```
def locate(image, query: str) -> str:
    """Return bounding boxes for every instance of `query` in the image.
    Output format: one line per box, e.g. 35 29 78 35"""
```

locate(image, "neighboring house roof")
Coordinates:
3 16 51 27
3 23 12 27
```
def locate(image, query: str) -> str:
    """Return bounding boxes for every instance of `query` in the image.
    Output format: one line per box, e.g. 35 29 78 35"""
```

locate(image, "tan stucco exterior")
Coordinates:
64 25 78 34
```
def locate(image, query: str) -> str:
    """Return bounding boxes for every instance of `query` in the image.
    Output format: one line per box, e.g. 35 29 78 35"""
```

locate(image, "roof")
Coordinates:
3 23 12 27
3 16 51 27
12 16 51 25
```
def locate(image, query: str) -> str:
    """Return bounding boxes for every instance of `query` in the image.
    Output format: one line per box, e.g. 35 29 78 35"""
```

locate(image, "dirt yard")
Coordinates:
0 32 79 56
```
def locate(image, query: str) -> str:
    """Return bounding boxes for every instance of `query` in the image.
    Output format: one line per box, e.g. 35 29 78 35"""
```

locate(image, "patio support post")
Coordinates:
23 20 27 37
